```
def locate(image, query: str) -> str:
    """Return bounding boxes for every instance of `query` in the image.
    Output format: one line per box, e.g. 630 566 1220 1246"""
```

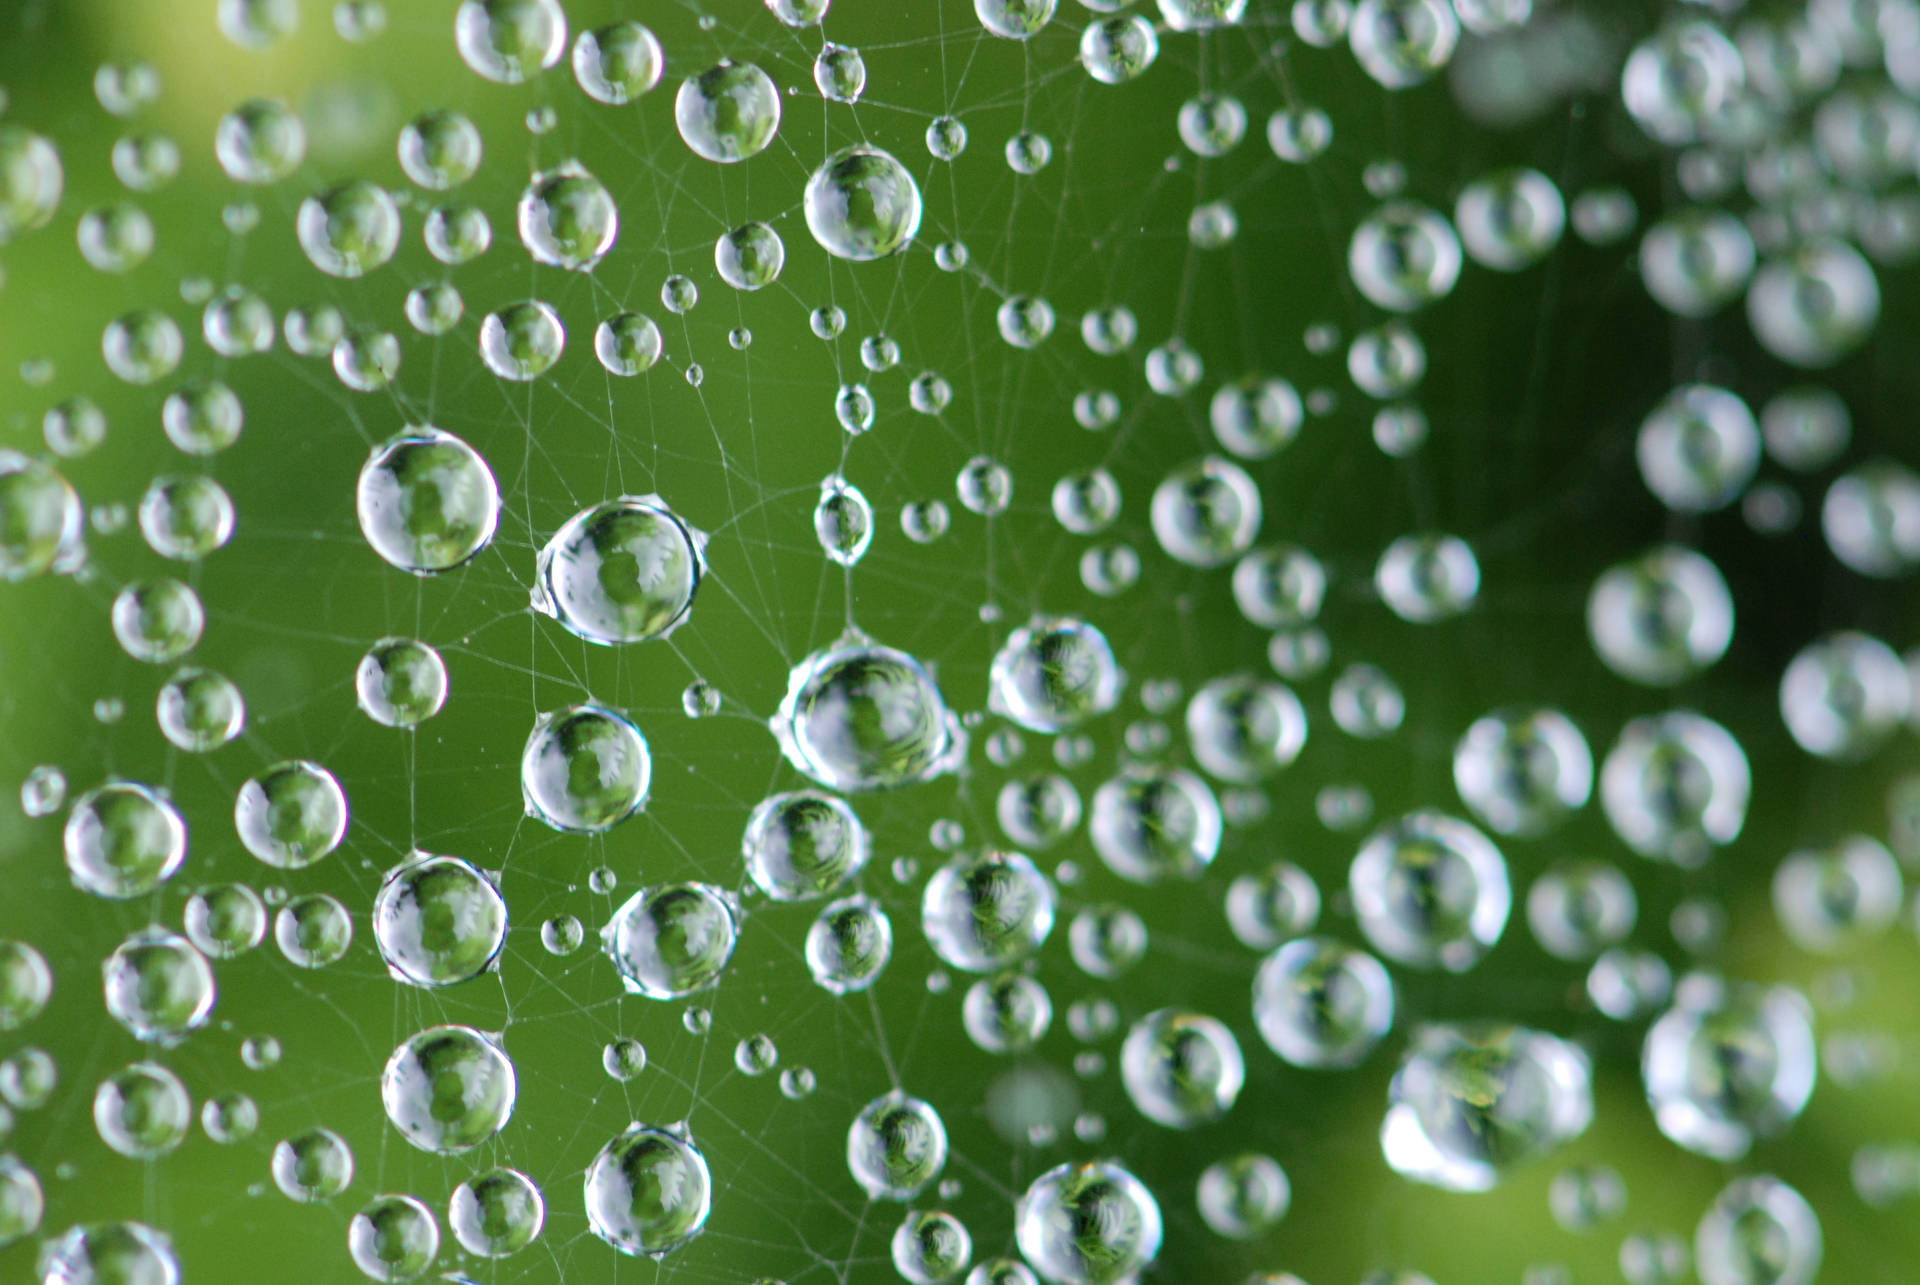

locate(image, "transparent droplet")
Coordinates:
0 942 51 1031
455 0 566 82
1587 545 1734 686
373 854 506 987
449 1168 545 1258
297 181 400 278
1350 810 1511 971
1381 1023 1592 1191
1087 765 1220 883
155 667 244 752
1197 1153 1290 1240
235 760 348 869
1080 15 1159 84
518 162 617 270
480 299 566 380
1015 1161 1161 1285
348 1193 440 1281
1350 201 1462 311
532 496 705 644
357 427 500 573
815 475 874 567
275 893 353 968
1151 456 1262 567
1526 860 1636 961
1600 711 1750 865
573 21 663 103
104 310 184 385
1643 978 1815 1160
521 704 651 833
894 1210 973 1285
382 1025 515 1153
1772 834 1904 953
215 99 305 184
356 638 449 728
1451 708 1592 837
676 61 781 162
425 201 491 263
584 1123 712 1256
963 973 1053 1054
921 851 1056 974
102 929 215 1043
1119 1009 1244 1129
93 1062 190 1158
64 782 186 899
36 1224 178 1285
848 1091 948 1200
772 634 963 791
805 146 922 260
805 895 893 994
978 0 1057 39
605 883 738 999
184 883 267 959
1779 631 1911 760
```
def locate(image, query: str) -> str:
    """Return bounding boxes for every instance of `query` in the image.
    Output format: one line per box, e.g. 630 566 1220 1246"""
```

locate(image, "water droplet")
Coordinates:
573 22 663 103
604 883 738 999
676 61 781 162
155 667 245 752
348 1193 440 1281
373 855 505 986
921 850 1056 972
1015 1161 1161 1285
102 929 215 1043
805 146 922 260
584 1123 711 1256
382 1025 515 1153
521 704 651 833
1351 810 1511 971
356 638 449 728
235 761 348 869
356 427 500 573
448 1168 545 1257
805 895 893 994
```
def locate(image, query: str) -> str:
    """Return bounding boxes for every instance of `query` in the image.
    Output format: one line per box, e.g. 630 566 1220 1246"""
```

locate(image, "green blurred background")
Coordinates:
2 0 1919 1281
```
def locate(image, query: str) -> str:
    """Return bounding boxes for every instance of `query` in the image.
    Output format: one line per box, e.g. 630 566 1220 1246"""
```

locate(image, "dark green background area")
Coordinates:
1 1 1918 1282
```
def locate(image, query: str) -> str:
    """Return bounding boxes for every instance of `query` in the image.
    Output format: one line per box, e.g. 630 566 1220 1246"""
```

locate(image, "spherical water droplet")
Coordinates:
996 775 1082 850
1643 980 1815 1160
355 638 449 728
1694 1175 1821 1285
1196 1153 1290 1240
956 457 1013 516
712 221 785 292
37 1223 178 1285
1090 766 1222 883
743 791 870 901
920 850 1056 975
215 99 305 184
1255 936 1395 1069
184 884 266 959
1637 385 1760 513
521 705 651 833
773 636 963 791
1451 708 1592 837
1779 631 1911 759
848 1091 949 1200
518 162 617 270
138 474 234 564
1119 1009 1243 1129
585 1123 712 1256
1621 21 1743 146
1587 545 1734 686
479 300 565 380
1350 201 1463 311
76 203 153 273
1382 1023 1592 1191
1185 675 1307 783
1351 810 1510 971
987 618 1123 733
0 943 51 1031
676 61 781 163
235 760 348 869
348 1194 440 1282
382 1025 515 1153
604 883 738 1000
573 22 663 103
0 453 83 581
805 146 922 261
1600 711 1750 865
155 667 245 752
1225 863 1320 950
455 0 566 83
1016 1160 1162 1285
356 427 500 574
1773 835 1903 953
814 43 867 102
297 181 400 278
93 1062 190 1158
805 895 893 994
1455 167 1564 271
541 914 584 956
894 1210 973 1285
102 930 215 1043
64 782 186 899
373 855 505 987
1526 860 1636 961
449 1168 545 1258
1747 239 1880 368
110 578 202 664
1151 456 1262 568
963 974 1053 1053
1640 209 1754 317
532 495 706 645
0 127 63 243
275 893 353 968
927 115 969 160
1080 15 1159 84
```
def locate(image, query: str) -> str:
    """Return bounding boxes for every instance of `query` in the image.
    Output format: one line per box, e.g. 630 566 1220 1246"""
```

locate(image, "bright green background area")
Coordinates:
2 1 1919 1282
